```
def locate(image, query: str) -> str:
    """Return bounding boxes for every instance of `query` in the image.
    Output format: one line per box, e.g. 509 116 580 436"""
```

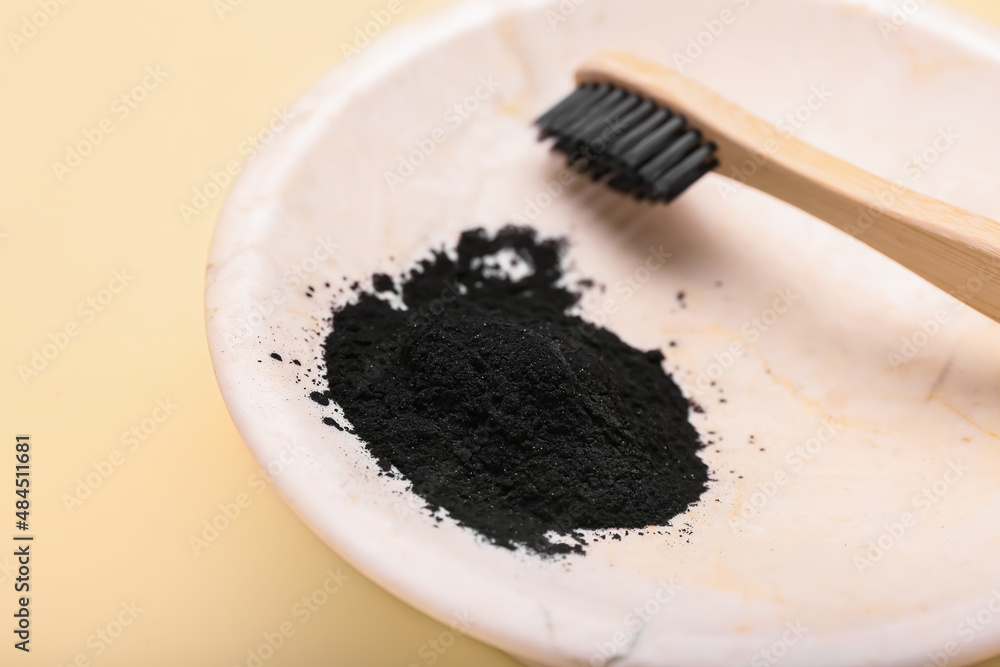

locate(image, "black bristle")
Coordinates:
536 84 595 133
619 114 685 170
535 83 718 203
579 94 641 145
610 107 670 159
637 128 701 182
538 84 606 139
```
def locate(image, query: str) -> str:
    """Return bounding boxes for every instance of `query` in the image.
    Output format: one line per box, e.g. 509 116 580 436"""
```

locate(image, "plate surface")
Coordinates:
205 1 1000 664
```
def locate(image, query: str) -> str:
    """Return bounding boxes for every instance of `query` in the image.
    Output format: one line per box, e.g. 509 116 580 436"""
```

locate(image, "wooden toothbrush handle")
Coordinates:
576 51 1000 323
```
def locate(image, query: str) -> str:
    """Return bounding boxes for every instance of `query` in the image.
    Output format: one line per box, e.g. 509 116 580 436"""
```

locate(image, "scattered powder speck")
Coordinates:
372 273 394 293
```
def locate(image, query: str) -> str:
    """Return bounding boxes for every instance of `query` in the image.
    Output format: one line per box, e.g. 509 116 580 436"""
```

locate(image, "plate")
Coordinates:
205 0 1000 664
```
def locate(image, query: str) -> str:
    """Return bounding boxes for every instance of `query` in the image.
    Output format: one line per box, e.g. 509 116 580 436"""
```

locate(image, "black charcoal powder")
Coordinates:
314 226 708 555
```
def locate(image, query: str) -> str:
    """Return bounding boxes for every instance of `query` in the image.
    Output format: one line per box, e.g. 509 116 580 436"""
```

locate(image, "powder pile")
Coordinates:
314 226 708 555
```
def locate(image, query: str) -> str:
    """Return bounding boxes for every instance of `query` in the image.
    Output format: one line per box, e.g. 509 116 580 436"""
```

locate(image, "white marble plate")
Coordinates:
205 0 1000 664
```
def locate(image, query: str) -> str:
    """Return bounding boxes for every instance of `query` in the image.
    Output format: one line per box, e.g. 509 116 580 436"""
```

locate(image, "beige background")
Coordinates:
2 0 999 665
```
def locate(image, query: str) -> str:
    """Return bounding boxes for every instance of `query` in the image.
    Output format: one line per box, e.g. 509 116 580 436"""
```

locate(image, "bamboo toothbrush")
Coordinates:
535 51 1000 323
